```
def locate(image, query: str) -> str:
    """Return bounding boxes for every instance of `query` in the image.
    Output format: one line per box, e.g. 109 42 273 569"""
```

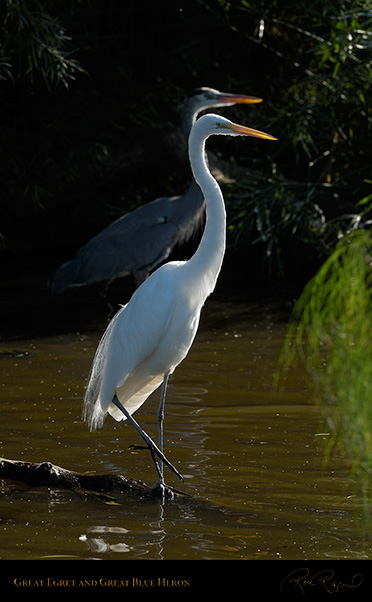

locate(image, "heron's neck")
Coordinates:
183 131 226 300
181 105 210 177
181 105 198 141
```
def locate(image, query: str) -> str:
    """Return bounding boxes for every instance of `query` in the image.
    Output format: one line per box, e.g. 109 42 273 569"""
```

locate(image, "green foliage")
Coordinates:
223 0 372 284
0 1 90 223
225 167 328 282
0 0 85 88
278 229 372 511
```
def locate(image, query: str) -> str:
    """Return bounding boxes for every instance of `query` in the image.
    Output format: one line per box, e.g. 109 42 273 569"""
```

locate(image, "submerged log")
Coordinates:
0 457 166 499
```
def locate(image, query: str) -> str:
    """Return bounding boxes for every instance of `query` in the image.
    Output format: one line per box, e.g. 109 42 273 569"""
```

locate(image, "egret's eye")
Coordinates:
215 121 230 131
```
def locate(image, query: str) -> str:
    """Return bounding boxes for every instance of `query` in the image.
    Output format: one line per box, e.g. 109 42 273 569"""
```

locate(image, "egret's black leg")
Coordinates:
157 371 170 479
111 395 183 484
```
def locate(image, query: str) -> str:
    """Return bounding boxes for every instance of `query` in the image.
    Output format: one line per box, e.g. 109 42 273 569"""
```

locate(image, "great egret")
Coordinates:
50 88 262 294
83 113 276 499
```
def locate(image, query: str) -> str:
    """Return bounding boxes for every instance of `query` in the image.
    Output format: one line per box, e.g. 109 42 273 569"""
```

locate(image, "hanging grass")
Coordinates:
277 229 372 518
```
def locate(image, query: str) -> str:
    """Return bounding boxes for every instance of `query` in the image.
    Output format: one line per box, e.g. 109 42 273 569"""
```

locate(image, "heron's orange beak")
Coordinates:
230 122 277 140
218 93 263 104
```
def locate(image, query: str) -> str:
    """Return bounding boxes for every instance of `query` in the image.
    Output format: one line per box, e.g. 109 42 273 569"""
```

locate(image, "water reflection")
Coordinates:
1 299 371 560
80 526 131 555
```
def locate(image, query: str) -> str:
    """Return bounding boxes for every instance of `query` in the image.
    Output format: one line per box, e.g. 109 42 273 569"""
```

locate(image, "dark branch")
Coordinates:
0 456 156 498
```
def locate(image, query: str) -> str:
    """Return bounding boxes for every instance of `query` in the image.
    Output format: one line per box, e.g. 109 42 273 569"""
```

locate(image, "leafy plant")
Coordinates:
278 229 372 520
225 167 330 284
0 0 85 88
223 0 372 284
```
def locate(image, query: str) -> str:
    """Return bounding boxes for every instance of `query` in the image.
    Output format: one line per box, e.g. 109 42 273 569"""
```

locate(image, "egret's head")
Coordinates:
195 113 278 142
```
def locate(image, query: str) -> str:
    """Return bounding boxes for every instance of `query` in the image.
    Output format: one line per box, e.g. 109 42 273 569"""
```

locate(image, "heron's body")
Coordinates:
53 180 204 290
51 88 261 293
83 114 276 498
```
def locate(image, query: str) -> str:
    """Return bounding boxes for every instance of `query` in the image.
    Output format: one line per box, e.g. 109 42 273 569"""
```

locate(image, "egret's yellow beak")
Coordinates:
230 122 278 140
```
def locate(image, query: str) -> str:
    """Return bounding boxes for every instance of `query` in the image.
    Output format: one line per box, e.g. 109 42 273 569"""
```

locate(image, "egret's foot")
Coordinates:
128 446 188 500
147 480 188 501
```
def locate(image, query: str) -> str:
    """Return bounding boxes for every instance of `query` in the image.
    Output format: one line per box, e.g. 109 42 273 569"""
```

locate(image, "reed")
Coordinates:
278 229 372 521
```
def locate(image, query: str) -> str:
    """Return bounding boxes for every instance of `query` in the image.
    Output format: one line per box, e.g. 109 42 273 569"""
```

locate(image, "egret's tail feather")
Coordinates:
82 308 123 431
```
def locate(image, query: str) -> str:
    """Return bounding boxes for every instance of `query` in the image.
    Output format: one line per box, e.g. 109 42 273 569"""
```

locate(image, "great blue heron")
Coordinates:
83 113 276 499
50 88 262 294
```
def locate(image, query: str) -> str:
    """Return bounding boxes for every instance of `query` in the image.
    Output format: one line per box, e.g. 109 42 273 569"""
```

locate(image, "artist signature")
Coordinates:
280 567 363 595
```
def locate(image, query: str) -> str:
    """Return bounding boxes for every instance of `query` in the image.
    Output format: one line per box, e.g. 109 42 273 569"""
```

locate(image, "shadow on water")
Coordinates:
1 280 372 560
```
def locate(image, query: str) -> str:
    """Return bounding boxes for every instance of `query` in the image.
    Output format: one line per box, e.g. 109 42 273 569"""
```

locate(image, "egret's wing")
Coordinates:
83 265 178 430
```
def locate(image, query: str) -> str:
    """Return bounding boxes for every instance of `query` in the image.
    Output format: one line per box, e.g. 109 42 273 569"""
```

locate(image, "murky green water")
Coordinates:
0 299 371 560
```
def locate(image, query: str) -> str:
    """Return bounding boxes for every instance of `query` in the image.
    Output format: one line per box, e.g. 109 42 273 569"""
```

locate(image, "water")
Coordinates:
1 298 371 561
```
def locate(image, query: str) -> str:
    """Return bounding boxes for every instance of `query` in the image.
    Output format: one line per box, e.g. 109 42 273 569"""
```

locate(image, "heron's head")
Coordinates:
187 86 262 114
195 113 277 142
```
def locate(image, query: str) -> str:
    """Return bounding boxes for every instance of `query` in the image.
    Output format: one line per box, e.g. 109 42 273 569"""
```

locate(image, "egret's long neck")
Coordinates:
183 128 226 299
181 103 212 181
